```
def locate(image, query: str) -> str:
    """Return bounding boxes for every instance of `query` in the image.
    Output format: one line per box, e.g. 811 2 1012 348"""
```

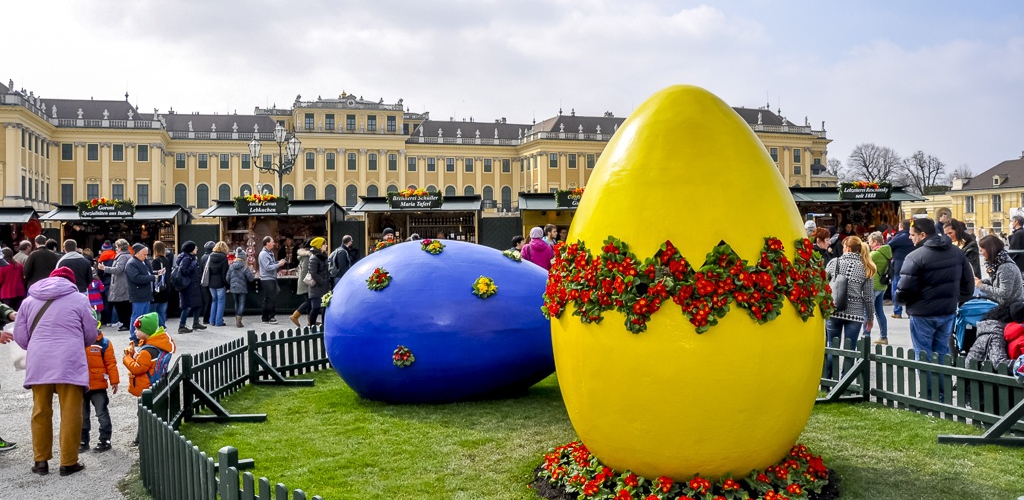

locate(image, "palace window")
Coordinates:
113 144 124 162
347 152 357 170
769 147 778 162
446 158 455 172
568 154 577 169
992 194 1002 212
325 114 335 131
137 184 149 205
241 154 251 169
407 157 416 172
197 184 209 209
176 153 186 169
304 113 314 131
138 144 149 162
794 165 802 175
587 154 595 168
465 158 474 173
345 185 357 206
387 115 396 132
346 114 356 131
174 184 187 206
198 154 208 169
220 154 230 169
427 158 436 172
464 185 475 196
549 153 558 168
368 153 378 171
306 151 316 170
61 143 73 161
112 184 124 200
388 154 397 171
304 184 316 200
87 183 100 199
61 184 73 205
502 159 510 173
484 159 492 173
965 196 975 213
87 144 99 161
263 154 272 169
325 184 337 201
326 152 336 170
793 148 802 164
218 184 231 201
367 115 377 132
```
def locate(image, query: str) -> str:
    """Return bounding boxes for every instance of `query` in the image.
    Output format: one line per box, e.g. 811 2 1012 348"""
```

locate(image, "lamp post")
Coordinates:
248 123 301 196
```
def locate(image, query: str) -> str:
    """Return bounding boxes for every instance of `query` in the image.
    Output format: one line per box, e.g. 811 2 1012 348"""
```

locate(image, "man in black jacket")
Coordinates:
887 220 916 319
1008 215 1024 272
23 235 61 288
894 218 974 400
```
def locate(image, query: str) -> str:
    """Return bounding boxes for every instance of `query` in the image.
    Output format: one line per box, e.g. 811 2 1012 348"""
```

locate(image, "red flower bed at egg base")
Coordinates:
530 442 841 500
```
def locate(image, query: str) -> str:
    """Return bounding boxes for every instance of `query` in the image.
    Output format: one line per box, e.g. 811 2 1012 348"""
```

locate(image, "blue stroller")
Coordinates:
953 298 998 354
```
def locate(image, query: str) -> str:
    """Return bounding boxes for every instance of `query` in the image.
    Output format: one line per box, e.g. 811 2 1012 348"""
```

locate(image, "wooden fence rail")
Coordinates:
139 326 329 499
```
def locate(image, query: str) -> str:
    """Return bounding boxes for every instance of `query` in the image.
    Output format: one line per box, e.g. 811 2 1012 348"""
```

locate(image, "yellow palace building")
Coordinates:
0 79 834 226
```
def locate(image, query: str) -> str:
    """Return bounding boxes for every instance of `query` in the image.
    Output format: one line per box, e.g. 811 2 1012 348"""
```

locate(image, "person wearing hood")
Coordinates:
225 247 255 328
122 312 175 446
520 227 555 270
98 239 134 332
206 242 230 327
55 240 92 293
290 243 313 326
198 241 216 326
306 237 331 327
14 267 99 476
175 241 206 334
866 232 893 345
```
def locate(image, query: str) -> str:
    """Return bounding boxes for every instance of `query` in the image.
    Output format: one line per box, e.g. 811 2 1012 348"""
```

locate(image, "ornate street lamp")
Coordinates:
248 123 301 196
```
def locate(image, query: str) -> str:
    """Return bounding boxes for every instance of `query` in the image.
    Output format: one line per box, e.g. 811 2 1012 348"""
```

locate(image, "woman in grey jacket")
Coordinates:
98 239 133 332
825 236 876 376
225 247 255 328
976 235 1023 303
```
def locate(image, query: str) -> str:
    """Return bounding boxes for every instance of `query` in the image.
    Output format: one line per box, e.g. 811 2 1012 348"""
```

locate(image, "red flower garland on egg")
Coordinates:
542 237 833 334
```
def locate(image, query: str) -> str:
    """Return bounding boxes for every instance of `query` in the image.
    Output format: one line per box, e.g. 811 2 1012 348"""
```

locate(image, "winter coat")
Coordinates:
105 250 133 302
329 245 352 279
151 254 172 304
307 250 331 299
894 235 975 317
1005 322 1024 360
23 248 61 288
888 230 915 264
826 253 874 323
258 247 280 280
125 256 156 303
56 251 93 293
123 329 175 397
86 333 120 391
957 239 982 280
346 245 360 267
176 252 202 309
869 245 892 292
225 259 255 294
97 249 117 286
521 238 555 270
13 276 99 389
977 260 1023 303
296 248 312 295
965 320 1010 367
1009 227 1024 272
206 252 229 289
0 260 26 300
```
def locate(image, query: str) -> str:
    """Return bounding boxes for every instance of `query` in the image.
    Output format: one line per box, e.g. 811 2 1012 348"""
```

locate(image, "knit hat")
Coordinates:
101 240 113 251
204 241 216 251
235 247 246 259
50 266 76 285
134 312 162 337
132 243 147 255
382 228 395 236
181 241 197 254
804 220 817 231
309 237 326 249
529 227 544 239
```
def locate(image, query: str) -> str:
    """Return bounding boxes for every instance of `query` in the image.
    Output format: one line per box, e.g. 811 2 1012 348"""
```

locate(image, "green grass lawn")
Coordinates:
181 371 1024 500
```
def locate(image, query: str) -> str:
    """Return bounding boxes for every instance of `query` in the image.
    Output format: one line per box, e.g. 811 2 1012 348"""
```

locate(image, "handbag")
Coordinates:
200 255 212 287
830 260 849 312
303 269 316 287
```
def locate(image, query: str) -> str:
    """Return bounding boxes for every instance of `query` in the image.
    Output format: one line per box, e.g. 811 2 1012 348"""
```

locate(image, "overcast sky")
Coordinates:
5 1 1023 174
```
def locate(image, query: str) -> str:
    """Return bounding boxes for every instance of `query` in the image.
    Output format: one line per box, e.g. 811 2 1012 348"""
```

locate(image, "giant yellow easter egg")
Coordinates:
549 85 827 480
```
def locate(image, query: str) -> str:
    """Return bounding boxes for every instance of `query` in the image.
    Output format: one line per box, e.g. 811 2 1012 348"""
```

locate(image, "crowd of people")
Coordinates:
0 232 362 477
814 214 1024 398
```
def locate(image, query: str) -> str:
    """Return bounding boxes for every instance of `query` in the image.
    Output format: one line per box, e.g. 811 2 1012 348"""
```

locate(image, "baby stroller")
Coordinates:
952 298 998 355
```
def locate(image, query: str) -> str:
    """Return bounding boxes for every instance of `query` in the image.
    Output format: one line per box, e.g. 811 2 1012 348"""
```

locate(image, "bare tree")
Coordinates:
901 151 947 194
846 143 903 183
826 158 845 178
948 163 974 184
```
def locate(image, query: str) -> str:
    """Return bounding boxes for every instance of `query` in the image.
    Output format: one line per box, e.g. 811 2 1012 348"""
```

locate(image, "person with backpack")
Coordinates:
866 232 892 345
13 266 99 476
328 235 354 287
81 327 119 453
122 312 175 446
887 219 916 319
174 241 205 334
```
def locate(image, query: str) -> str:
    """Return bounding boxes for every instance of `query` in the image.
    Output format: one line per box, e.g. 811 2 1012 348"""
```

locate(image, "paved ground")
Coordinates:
0 307 916 499
0 315 293 500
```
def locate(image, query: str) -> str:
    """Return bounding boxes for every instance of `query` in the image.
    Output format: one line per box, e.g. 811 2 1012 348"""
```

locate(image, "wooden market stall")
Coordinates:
790 186 926 233
0 207 44 248
351 194 482 254
518 191 579 238
39 204 193 254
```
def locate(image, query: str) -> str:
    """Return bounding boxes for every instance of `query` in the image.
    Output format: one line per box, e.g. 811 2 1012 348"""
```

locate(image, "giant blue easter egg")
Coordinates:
324 240 554 403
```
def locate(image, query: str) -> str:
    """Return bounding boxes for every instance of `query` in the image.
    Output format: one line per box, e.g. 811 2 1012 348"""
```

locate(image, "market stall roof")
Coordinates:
351 195 482 213
40 204 195 223
518 192 577 211
200 199 344 218
0 207 40 223
789 187 926 203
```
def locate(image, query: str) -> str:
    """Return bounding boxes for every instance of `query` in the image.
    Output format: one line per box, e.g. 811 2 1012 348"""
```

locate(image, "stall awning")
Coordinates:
0 207 39 224
789 187 926 203
517 192 578 211
351 195 483 213
200 200 345 218
40 204 195 224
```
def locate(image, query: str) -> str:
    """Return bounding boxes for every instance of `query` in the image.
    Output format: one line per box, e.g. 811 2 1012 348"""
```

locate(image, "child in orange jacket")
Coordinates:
123 312 175 446
82 330 119 452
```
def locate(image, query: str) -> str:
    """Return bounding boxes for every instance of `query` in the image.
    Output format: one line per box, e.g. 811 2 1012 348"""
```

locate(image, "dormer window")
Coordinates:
993 175 1006 186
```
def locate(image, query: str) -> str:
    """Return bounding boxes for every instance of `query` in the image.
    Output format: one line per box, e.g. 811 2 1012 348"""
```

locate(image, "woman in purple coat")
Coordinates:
521 227 555 270
14 267 98 476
